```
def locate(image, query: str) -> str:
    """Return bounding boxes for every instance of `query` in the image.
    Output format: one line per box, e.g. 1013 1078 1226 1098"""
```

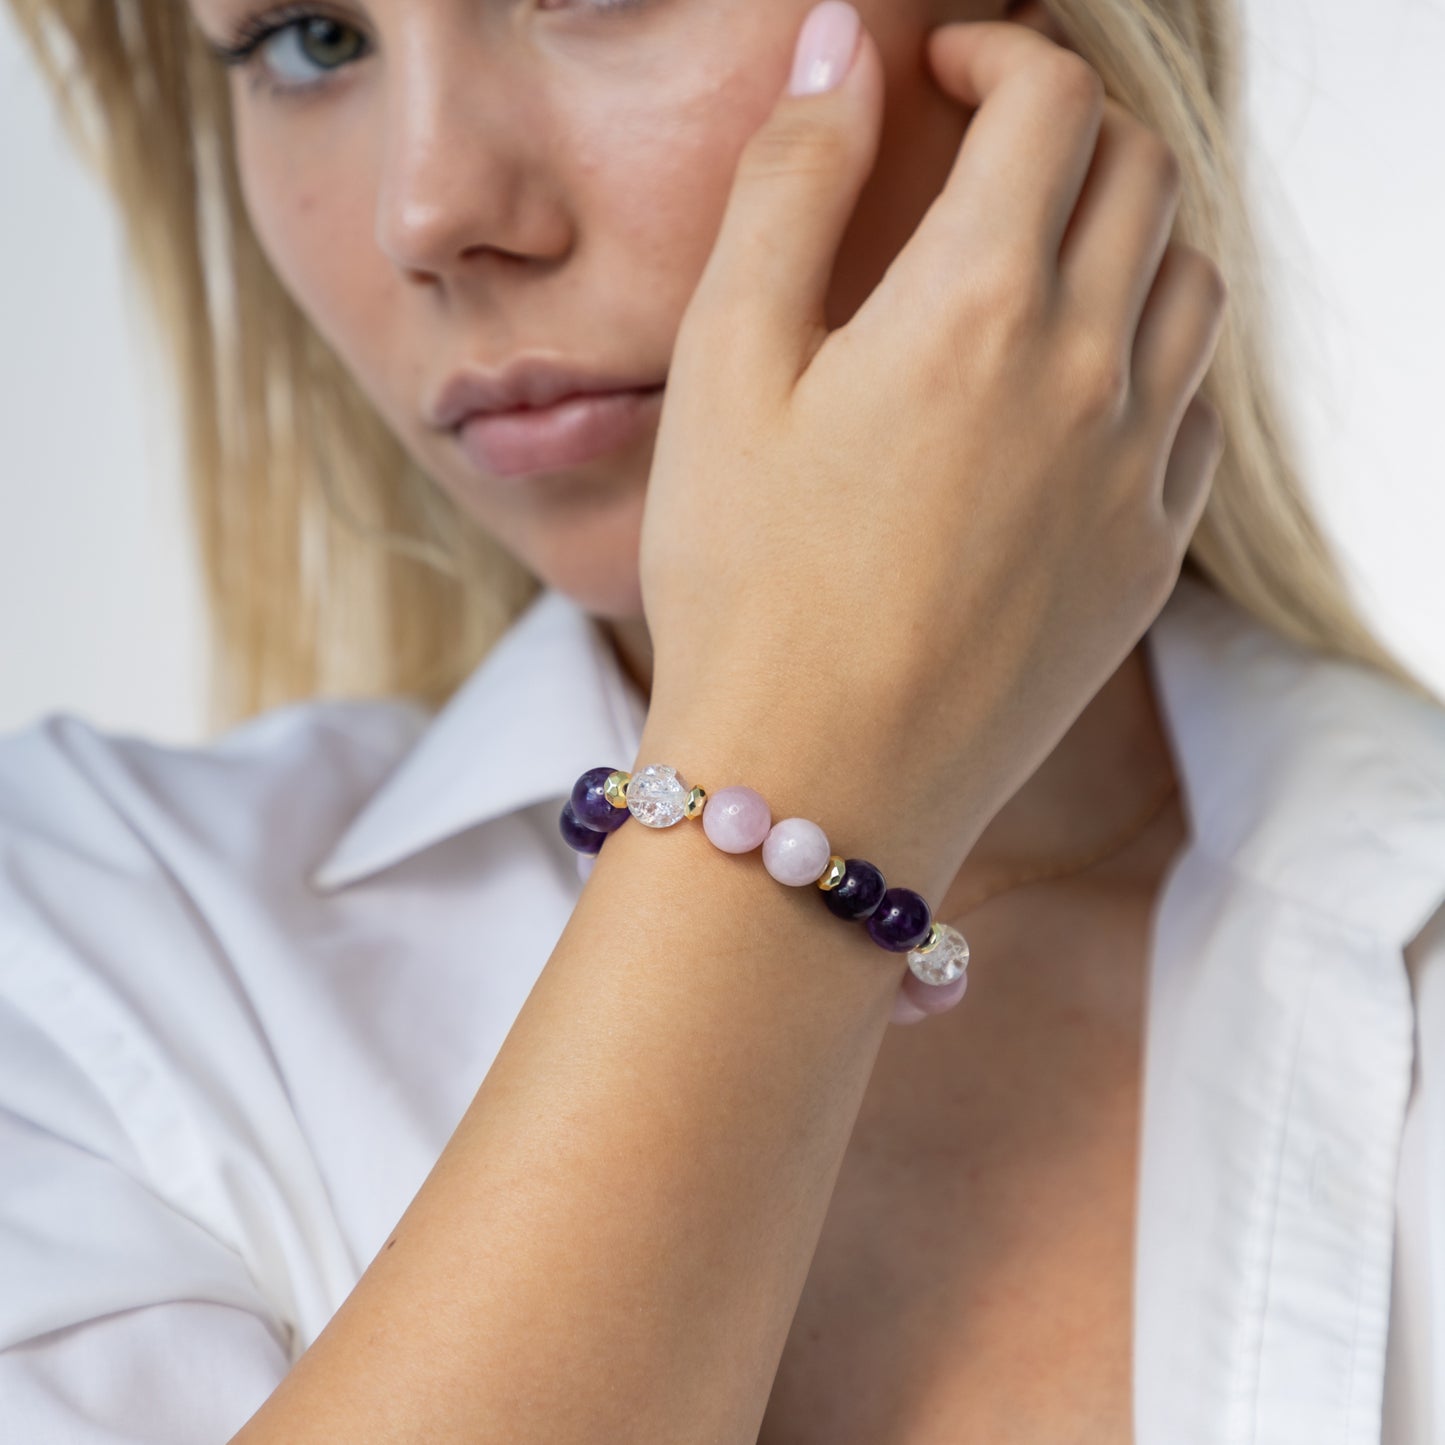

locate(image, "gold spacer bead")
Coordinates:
603 770 631 808
913 922 943 955
817 856 847 891
683 785 708 820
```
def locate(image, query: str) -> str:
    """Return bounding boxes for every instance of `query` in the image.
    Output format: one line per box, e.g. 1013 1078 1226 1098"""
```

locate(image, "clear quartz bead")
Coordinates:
906 922 970 987
626 764 692 828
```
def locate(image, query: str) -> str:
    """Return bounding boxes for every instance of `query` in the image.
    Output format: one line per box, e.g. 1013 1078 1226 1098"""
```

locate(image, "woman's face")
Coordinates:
188 0 1020 618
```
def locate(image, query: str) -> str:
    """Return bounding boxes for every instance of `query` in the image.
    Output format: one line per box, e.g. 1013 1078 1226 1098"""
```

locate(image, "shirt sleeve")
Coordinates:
0 994 294 1442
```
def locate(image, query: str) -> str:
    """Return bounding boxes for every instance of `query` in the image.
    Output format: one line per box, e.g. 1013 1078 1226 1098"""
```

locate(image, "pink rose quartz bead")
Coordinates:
762 817 832 886
890 968 969 1025
701 785 773 853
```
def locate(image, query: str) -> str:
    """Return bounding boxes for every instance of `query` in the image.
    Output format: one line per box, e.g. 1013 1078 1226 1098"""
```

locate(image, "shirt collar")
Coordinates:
1145 571 1445 948
313 572 1445 939
310 586 647 892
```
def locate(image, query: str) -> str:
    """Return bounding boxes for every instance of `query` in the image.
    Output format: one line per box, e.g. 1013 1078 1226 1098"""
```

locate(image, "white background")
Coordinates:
1 1 1441 745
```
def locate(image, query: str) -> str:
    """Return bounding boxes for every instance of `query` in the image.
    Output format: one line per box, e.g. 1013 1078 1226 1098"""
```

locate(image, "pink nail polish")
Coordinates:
788 1 862 97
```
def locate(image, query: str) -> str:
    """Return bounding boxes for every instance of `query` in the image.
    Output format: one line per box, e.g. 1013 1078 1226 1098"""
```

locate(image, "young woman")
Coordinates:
3 0 1442 1440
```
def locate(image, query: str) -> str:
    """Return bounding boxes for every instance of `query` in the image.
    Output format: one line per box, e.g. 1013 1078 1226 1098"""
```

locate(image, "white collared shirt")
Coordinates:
1 573 1442 1442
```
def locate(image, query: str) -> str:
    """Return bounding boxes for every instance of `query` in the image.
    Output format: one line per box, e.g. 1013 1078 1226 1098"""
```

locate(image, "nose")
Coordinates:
373 27 572 284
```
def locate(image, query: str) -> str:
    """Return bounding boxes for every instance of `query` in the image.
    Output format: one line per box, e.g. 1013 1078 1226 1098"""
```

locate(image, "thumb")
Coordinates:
683 2 885 394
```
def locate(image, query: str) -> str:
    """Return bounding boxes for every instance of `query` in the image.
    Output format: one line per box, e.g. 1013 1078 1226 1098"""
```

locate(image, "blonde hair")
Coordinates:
8 0 1437 728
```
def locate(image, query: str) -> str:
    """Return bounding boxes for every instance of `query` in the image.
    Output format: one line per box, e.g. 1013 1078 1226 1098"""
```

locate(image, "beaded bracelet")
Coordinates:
559 762 970 994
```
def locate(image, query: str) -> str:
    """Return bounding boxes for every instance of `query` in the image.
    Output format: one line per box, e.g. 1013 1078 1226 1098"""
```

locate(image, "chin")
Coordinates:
515 482 649 621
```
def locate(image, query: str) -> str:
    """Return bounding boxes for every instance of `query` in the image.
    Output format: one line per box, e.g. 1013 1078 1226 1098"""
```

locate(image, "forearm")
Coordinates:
232 711 960 1445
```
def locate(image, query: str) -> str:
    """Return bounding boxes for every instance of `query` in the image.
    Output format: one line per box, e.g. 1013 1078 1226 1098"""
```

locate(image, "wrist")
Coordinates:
630 705 982 909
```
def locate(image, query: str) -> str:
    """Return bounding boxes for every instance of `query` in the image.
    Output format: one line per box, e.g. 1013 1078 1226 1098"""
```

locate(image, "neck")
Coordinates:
938 641 1181 916
597 613 1181 909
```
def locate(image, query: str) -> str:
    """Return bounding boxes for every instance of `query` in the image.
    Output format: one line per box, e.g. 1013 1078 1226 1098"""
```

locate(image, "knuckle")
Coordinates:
1144 536 1185 607
1194 392 1224 436
1175 244 1229 306
1127 506 1183 587
1041 51 1106 117
740 117 851 183
1134 130 1183 201
1195 395 1228 461
973 253 1052 331
1067 332 1131 422
1202 258 1230 310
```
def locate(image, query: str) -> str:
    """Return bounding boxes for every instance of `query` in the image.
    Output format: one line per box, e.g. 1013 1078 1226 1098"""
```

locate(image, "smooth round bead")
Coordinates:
559 799 609 854
891 968 968 1024
627 764 692 827
570 766 631 833
819 858 887 921
762 817 832 886
702 785 772 854
907 921 970 986
866 886 933 952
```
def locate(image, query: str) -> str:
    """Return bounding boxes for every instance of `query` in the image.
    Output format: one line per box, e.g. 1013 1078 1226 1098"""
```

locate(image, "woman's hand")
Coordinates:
636 3 1227 1002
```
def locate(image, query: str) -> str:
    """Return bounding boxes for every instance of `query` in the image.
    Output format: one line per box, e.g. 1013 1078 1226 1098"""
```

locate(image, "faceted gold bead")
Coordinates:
913 921 944 955
683 786 708 820
816 856 847 890
603 770 631 808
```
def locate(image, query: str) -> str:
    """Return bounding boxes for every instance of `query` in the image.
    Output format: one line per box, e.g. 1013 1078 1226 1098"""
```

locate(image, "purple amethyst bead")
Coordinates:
820 858 887 922
865 886 933 953
570 766 630 833
560 799 612 854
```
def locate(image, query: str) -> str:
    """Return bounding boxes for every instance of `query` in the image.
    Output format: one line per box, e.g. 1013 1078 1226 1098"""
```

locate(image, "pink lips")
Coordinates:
455 385 666 479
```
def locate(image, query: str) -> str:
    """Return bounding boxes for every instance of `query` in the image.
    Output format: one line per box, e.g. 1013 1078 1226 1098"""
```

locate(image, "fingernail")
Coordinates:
788 1 862 97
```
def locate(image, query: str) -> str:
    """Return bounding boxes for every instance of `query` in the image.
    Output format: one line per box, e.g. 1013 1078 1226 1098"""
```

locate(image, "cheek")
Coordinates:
555 39 783 338
233 102 396 400
555 5 968 341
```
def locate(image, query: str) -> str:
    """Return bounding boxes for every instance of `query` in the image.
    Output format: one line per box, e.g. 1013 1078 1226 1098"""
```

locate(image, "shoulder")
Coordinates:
0 693 430 1118
0 692 429 817
0 687 430 1026
0 697 429 1342
0 694 427 875
0 692 429 1032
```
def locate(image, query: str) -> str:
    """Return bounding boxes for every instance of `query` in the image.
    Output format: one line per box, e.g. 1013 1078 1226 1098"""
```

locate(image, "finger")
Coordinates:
1158 392 1226 550
905 22 1106 272
1058 100 1184 342
681 2 887 395
1131 242 1228 417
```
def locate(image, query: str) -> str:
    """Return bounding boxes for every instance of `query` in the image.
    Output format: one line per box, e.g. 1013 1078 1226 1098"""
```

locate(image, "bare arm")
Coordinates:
231 708 965 1444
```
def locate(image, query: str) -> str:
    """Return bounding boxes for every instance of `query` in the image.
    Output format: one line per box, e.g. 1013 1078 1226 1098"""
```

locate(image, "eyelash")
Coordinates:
208 5 369 95
209 0 650 99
